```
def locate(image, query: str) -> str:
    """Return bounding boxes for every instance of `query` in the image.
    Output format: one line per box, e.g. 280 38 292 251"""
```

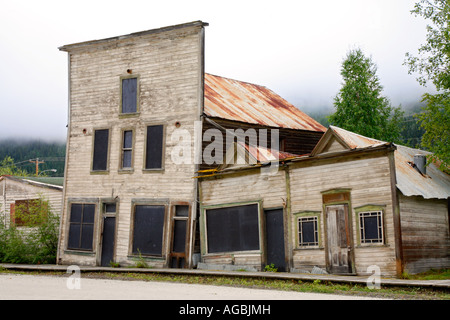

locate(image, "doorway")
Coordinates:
265 208 286 272
101 216 116 267
325 204 354 274
169 204 190 268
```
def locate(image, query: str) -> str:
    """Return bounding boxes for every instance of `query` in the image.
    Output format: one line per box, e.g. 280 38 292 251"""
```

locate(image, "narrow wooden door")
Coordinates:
101 217 116 267
265 208 286 272
326 205 353 274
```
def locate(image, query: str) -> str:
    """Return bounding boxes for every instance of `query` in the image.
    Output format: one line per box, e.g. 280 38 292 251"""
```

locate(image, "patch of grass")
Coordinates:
401 269 450 281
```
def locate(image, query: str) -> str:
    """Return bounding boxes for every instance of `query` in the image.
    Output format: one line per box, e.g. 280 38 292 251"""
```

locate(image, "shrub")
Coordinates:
0 197 60 264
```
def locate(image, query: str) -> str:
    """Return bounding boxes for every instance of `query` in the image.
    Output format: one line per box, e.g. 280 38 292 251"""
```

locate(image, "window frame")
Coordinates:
119 128 135 172
354 205 386 246
143 123 166 172
201 201 263 256
119 74 140 117
294 211 321 249
91 128 111 174
129 199 169 258
66 203 97 252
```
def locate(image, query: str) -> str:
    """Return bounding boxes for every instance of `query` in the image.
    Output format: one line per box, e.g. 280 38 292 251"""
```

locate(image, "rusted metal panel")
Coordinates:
204 74 326 132
394 145 450 199
242 142 299 162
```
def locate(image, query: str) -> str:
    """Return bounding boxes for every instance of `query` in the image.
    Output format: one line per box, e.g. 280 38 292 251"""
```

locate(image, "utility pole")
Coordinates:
29 158 45 176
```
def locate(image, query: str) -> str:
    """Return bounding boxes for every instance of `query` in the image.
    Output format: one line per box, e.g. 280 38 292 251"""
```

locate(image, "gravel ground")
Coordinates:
0 273 383 300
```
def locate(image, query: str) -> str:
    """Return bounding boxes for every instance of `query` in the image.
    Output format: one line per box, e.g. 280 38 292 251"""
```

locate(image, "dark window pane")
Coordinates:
83 204 95 223
123 130 133 149
172 220 187 253
104 203 116 213
363 216 379 240
145 125 164 169
301 221 316 244
68 224 81 249
122 150 132 168
175 205 189 217
122 78 137 113
80 224 94 250
92 129 109 171
70 204 83 223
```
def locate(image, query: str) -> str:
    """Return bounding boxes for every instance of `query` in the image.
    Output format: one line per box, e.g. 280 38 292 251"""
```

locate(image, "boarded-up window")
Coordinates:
92 129 109 171
67 204 95 251
132 205 166 256
10 199 46 226
121 77 138 114
145 125 164 170
206 204 260 253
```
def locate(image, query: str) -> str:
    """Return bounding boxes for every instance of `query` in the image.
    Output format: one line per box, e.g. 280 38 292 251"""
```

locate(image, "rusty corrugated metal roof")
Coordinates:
328 126 450 199
241 142 299 162
204 74 326 132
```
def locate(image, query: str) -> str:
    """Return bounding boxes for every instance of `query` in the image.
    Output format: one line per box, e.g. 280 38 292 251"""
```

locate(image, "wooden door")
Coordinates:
101 217 116 267
265 208 286 272
326 205 353 274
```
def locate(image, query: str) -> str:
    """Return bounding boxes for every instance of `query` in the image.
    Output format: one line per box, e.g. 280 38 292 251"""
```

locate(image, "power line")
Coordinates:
0 157 65 169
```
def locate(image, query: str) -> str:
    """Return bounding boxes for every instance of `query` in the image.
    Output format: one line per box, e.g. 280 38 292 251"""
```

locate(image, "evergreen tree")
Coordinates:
405 0 449 173
329 48 404 143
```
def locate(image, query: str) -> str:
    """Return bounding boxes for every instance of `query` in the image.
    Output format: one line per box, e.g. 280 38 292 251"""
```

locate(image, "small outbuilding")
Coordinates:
0 176 63 227
198 126 450 277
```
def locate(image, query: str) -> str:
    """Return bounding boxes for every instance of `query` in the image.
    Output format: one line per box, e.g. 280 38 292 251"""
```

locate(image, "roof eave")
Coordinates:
59 21 208 52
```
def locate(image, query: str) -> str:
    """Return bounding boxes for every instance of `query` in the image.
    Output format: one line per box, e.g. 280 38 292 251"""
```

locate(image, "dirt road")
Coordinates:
0 273 381 300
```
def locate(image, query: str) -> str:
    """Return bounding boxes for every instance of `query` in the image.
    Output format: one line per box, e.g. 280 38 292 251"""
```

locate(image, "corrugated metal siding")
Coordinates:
329 126 450 200
395 145 450 199
204 74 326 132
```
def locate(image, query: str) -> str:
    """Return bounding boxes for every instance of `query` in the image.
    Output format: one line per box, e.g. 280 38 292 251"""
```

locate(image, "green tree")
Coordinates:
0 156 30 176
405 0 449 172
329 48 404 143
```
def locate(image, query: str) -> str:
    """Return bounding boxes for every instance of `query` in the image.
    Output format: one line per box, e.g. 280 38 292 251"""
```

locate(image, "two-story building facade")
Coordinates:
57 21 325 268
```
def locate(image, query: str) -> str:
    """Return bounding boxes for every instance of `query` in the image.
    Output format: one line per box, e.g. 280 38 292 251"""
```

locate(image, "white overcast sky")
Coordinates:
0 0 431 141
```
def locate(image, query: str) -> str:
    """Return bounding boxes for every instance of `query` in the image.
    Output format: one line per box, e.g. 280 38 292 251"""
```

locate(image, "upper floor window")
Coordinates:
92 129 109 172
120 75 139 115
144 124 165 170
121 129 134 170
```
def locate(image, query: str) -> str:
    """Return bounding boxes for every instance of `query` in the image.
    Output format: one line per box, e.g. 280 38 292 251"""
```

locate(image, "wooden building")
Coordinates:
56 21 325 268
198 126 450 277
0 176 63 227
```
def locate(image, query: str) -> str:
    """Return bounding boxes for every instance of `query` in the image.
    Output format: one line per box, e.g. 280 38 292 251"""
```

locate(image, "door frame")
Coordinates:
322 190 355 275
98 199 118 267
168 201 192 268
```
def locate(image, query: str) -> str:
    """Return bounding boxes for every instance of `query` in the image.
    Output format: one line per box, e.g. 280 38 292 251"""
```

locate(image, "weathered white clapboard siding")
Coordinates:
0 177 62 227
200 169 287 268
201 170 287 208
58 23 204 267
399 194 450 274
289 153 398 277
